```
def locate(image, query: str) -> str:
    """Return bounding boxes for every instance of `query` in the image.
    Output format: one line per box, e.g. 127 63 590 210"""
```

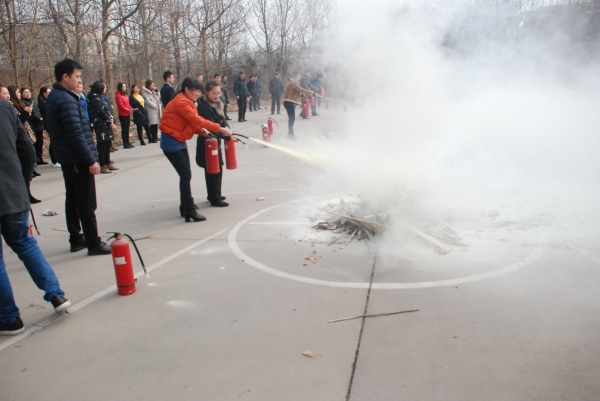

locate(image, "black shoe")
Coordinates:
206 196 226 201
238 119 244 122
312 113 319 116
277 112 281 114
140 141 146 146
242 119 248 122
50 296 71 313
184 198 207 222
226 117 232 121
32 170 41 177
29 194 41 204
270 113 274 115
88 242 111 256
124 144 134 149
38 160 49 165
287 134 296 141
302 116 310 119
0 317 24 336
210 200 229 207
70 239 87 253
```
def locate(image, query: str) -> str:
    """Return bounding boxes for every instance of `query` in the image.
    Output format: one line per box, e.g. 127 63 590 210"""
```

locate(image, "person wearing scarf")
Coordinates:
195 80 233 207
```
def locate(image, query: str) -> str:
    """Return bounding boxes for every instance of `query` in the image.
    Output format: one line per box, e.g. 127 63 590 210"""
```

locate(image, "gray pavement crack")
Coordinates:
346 253 377 401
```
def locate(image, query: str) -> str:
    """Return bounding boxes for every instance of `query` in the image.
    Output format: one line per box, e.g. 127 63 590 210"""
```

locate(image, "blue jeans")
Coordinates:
0 210 64 324
163 148 193 204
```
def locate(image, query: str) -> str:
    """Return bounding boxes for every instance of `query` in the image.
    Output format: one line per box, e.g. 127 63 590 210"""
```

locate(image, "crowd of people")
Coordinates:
0 58 325 335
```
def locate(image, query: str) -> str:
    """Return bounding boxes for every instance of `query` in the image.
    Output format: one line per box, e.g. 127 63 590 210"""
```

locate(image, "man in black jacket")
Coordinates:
269 72 284 115
221 75 231 121
0 98 71 335
246 75 255 112
45 59 110 256
253 76 262 111
233 72 250 122
160 71 176 109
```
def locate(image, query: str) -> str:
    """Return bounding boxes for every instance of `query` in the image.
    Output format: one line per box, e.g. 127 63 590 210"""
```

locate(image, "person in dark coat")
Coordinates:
37 86 59 167
160 70 176 109
253 76 262 111
129 84 150 146
88 81 118 174
233 72 250 122
246 75 255 112
20 88 46 165
0 97 71 336
269 72 284 115
196 80 233 207
45 58 110 256
310 73 323 115
220 75 231 121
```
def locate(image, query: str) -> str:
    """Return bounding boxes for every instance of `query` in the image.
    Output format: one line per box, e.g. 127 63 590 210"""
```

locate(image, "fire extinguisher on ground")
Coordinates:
205 137 220 174
107 232 148 296
261 124 271 147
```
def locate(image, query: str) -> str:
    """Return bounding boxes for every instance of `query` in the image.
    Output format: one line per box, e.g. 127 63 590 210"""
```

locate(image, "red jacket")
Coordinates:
158 93 220 142
115 91 133 117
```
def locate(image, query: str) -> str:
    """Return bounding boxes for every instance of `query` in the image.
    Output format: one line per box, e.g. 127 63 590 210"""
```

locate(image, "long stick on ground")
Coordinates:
328 309 420 323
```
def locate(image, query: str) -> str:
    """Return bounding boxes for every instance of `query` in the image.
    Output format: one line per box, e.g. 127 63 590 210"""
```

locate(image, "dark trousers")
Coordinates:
251 94 260 110
271 95 281 114
136 124 149 143
284 101 296 135
119 116 130 145
223 105 229 120
150 125 158 142
204 168 223 203
49 143 56 164
97 141 111 166
311 98 317 116
33 130 44 162
163 148 193 204
237 97 247 120
61 164 100 248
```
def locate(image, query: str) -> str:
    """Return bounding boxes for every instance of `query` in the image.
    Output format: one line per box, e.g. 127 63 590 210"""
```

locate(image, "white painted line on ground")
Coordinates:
0 228 228 352
228 197 546 289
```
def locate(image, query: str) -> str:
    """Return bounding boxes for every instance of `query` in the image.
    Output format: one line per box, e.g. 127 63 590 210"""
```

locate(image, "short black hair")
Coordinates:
179 77 204 94
90 80 106 95
274 72 280 75
213 74 220 78
239 71 245 75
117 82 127 93
163 71 173 81
54 58 83 82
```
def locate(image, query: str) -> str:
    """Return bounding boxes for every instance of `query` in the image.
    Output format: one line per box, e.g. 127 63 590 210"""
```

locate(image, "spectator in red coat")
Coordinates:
115 82 134 149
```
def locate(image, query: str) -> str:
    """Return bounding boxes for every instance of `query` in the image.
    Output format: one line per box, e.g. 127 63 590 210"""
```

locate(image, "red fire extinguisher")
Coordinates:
262 124 271 147
108 232 148 296
268 119 274 135
205 137 220 174
310 96 315 106
224 138 237 170
303 97 310 117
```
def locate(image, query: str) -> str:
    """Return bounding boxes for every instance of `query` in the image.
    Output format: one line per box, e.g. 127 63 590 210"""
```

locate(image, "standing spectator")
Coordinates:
0 97 71 336
37 86 60 168
269 72 284 115
195 74 204 84
246 76 255 113
115 82 135 149
221 75 232 121
20 88 46 165
8 86 40 203
234 72 249 122
88 81 118 174
310 73 323 115
253 75 262 110
158 78 231 222
141 80 161 143
196 80 232 207
45 58 111 256
298 70 318 119
161 71 176 109
129 84 149 146
283 73 317 140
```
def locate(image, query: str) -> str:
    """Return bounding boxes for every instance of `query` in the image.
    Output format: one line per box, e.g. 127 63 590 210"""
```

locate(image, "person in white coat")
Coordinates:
142 80 162 143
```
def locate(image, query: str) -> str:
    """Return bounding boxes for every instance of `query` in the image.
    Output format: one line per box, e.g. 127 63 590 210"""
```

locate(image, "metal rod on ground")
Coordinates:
30 209 40 235
328 309 420 323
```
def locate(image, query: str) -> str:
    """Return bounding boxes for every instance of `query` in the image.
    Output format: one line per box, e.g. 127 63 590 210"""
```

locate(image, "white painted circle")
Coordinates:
228 197 545 289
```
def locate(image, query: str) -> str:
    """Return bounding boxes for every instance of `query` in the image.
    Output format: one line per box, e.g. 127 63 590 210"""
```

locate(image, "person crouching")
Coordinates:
159 78 232 222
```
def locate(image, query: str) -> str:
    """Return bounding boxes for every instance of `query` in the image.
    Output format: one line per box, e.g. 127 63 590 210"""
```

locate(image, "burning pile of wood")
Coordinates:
312 193 468 253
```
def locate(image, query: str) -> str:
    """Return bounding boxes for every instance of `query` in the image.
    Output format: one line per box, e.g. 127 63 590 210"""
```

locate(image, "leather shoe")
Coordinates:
51 296 71 313
88 242 111 256
70 239 87 253
210 200 229 207
207 196 226 201
124 144 134 149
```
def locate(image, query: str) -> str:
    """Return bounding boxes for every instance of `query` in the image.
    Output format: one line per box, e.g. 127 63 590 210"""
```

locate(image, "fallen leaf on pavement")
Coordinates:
302 350 316 359
257 197 265 201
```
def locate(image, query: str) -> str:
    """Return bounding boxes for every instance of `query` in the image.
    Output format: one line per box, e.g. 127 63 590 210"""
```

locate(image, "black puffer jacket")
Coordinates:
195 99 230 169
129 95 149 126
88 92 114 143
45 83 98 166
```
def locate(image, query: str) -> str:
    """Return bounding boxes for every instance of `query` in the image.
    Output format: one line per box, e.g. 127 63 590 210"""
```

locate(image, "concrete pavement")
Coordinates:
1 103 599 400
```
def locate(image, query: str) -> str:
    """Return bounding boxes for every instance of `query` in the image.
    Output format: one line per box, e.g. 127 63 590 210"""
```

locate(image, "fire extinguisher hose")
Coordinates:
30 209 40 235
268 117 280 129
107 232 149 278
